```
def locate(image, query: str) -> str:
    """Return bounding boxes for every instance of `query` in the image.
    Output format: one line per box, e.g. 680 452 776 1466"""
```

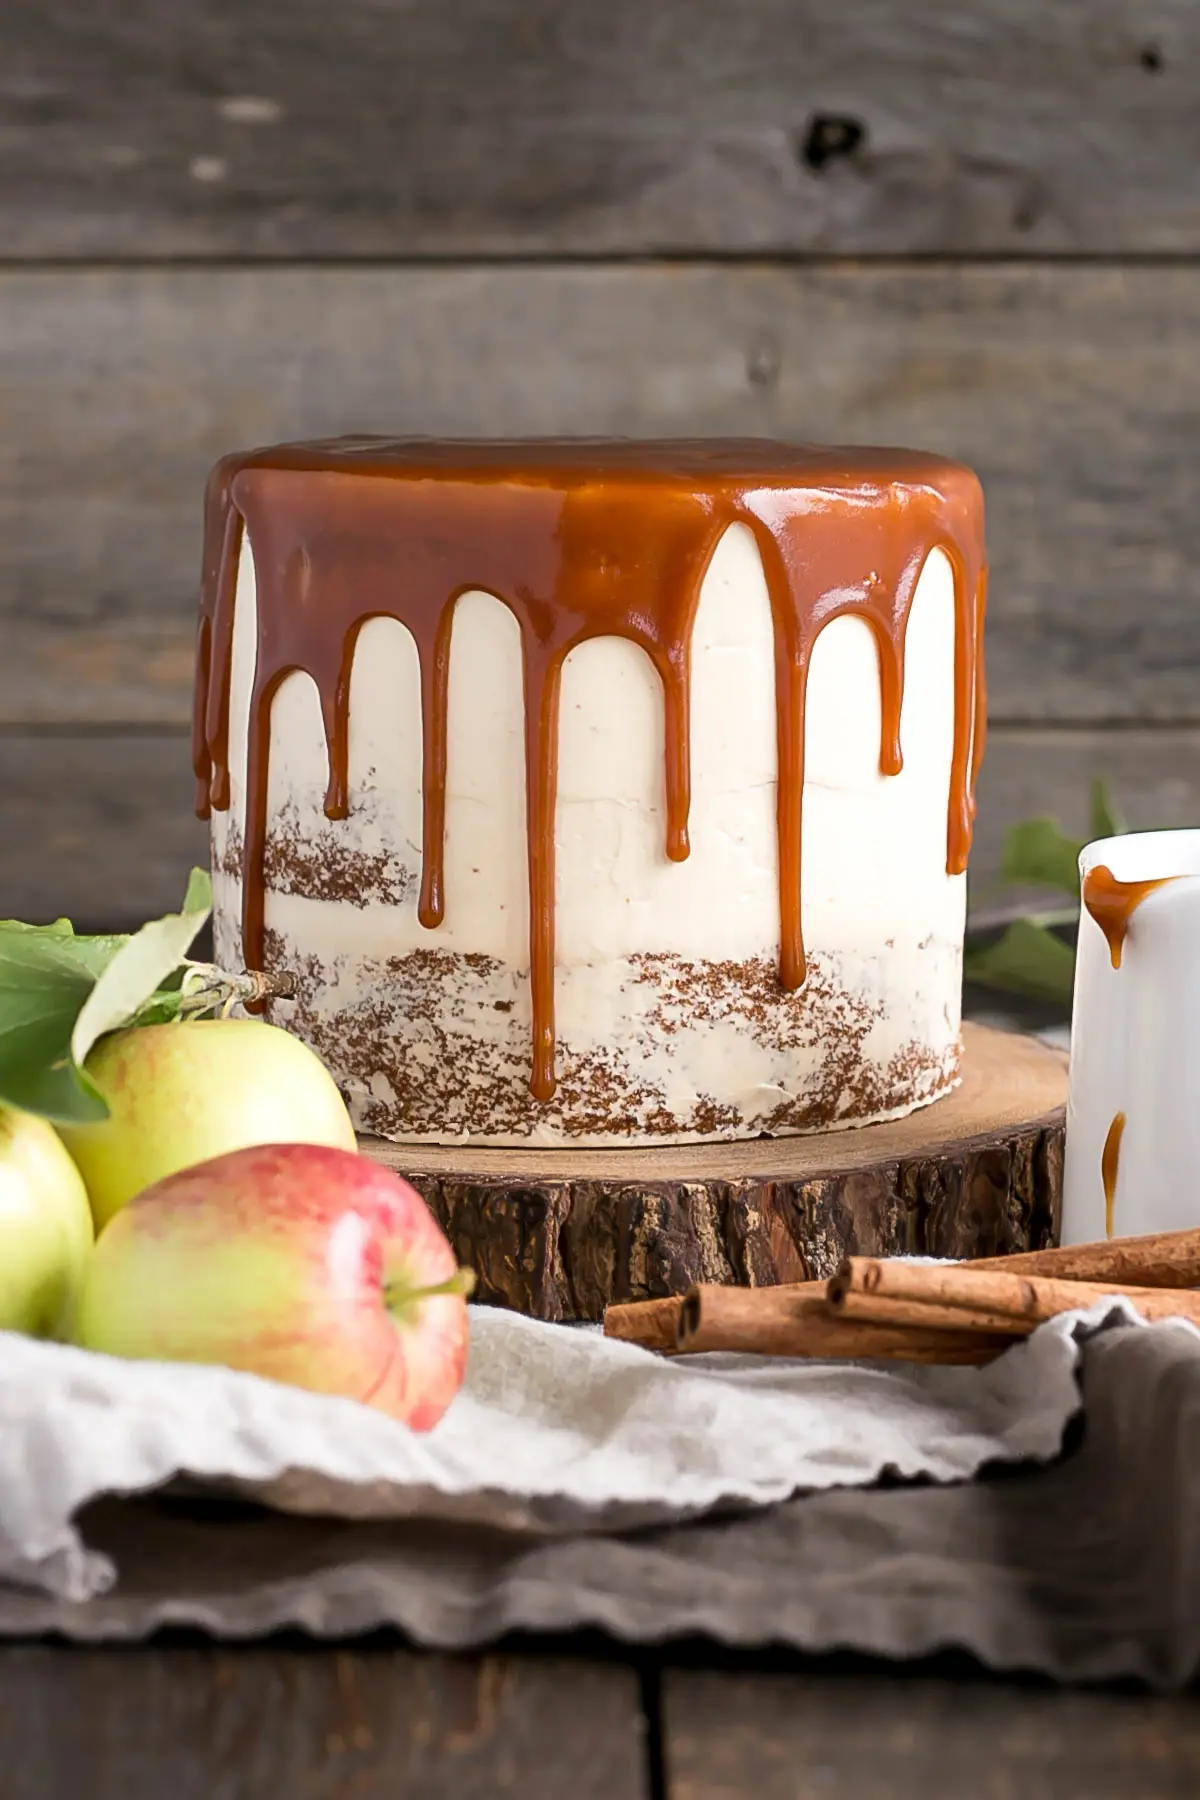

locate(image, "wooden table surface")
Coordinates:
4 1637 1197 1798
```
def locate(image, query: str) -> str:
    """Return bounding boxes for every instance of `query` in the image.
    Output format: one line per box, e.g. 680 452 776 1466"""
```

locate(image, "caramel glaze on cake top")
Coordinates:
194 437 988 1102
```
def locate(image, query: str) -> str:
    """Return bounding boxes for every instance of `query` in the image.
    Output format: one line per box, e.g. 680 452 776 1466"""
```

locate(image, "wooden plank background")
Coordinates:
5 0 1199 258
2 0 1198 924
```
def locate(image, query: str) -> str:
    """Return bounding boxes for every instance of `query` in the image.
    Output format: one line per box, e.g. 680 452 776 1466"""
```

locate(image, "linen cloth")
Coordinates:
0 1301 1101 1603
4 1300 1195 1687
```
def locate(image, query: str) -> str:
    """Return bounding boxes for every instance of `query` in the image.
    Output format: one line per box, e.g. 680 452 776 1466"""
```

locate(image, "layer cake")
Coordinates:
195 438 987 1146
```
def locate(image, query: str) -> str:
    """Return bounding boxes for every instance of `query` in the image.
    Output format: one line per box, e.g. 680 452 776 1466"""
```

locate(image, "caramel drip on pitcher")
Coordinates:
1082 864 1174 970
193 439 987 1101
1102 1111 1126 1240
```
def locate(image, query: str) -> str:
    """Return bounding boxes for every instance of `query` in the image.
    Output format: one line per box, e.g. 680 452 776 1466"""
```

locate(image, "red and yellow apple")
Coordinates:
58 1018 357 1230
0 1104 94 1338
71 1141 473 1428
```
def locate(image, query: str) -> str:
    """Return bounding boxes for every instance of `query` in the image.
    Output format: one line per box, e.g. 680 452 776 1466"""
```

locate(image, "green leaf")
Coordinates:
118 961 192 1030
126 990 188 1028
70 934 132 974
180 867 212 916
1090 777 1127 841
0 920 129 981
999 816 1086 899
0 918 75 937
964 918 1077 1005
0 929 110 1123
0 871 213 1125
70 870 212 1072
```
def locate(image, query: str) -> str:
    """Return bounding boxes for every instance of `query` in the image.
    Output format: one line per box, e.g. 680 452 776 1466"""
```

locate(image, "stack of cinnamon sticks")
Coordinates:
603 1226 1200 1364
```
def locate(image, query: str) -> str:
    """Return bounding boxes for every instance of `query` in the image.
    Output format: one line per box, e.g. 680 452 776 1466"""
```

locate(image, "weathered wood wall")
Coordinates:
3 1 1198 925
6 0 1198 257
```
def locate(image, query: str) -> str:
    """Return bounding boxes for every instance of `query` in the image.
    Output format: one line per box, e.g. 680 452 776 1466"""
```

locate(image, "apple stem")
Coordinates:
387 1267 477 1309
179 963 299 1019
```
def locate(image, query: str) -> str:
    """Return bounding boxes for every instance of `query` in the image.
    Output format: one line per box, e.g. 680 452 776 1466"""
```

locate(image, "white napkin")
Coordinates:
0 1301 1108 1606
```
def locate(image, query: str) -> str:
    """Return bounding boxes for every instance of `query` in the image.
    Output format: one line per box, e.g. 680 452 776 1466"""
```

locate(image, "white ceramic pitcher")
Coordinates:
1062 828 1200 1245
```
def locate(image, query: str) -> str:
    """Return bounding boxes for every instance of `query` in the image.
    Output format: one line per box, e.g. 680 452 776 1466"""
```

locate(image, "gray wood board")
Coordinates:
0 732 209 929
0 1645 648 1800
3 726 1195 929
970 727 1200 883
3 0 1198 257
4 262 1199 727
663 1669 1200 1799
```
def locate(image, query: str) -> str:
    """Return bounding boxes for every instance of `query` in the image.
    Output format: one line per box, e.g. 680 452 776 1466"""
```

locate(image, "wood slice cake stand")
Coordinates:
359 1023 1067 1322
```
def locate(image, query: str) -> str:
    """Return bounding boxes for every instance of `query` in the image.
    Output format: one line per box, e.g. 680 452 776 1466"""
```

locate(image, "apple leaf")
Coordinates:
0 869 213 1126
963 917 1077 1005
125 965 189 1028
999 816 1086 899
70 869 213 1072
1090 777 1126 841
0 928 111 1123
0 919 129 980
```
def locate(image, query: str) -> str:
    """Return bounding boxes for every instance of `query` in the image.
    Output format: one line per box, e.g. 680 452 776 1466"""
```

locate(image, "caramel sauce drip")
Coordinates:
1082 864 1174 970
194 438 987 1101
1102 1110 1126 1239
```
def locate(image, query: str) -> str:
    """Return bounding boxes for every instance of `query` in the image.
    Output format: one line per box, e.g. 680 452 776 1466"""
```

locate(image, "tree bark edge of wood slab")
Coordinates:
359 1024 1067 1322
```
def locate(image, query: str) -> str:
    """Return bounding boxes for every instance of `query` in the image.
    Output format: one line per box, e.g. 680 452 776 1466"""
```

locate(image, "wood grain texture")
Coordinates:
359 1025 1065 1321
4 262 1199 727
0 1646 648 1800
971 727 1200 880
664 1669 1200 1800
3 726 1197 931
3 0 1197 258
0 732 208 929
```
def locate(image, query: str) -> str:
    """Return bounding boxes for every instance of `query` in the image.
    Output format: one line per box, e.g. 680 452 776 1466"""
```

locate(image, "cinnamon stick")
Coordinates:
970 1225 1200 1290
829 1258 1200 1334
829 1290 1030 1336
604 1285 822 1351
602 1225 1200 1355
602 1295 684 1355
673 1285 1010 1364
675 1263 1200 1361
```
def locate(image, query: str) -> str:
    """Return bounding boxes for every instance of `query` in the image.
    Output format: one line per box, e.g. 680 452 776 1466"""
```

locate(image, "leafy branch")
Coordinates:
0 871 290 1126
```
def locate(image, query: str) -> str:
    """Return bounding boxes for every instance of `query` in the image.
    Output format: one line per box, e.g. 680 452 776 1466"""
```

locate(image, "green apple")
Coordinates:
58 1018 358 1231
0 1104 94 1337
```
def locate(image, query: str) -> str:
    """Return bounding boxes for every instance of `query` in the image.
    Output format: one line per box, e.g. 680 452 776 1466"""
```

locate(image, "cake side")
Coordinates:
211 517 967 1145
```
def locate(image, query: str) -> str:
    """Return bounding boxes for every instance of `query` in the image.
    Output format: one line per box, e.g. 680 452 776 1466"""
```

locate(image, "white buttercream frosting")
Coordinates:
212 522 965 1145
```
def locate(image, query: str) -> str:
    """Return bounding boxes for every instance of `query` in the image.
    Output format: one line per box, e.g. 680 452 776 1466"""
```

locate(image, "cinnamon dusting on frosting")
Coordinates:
221 813 418 909
259 930 959 1145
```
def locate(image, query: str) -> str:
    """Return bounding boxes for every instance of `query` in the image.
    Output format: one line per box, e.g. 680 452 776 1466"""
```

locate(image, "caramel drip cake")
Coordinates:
195 439 987 1145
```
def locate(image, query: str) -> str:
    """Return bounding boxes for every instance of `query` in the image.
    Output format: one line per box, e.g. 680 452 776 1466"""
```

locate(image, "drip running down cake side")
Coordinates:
196 438 987 1147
